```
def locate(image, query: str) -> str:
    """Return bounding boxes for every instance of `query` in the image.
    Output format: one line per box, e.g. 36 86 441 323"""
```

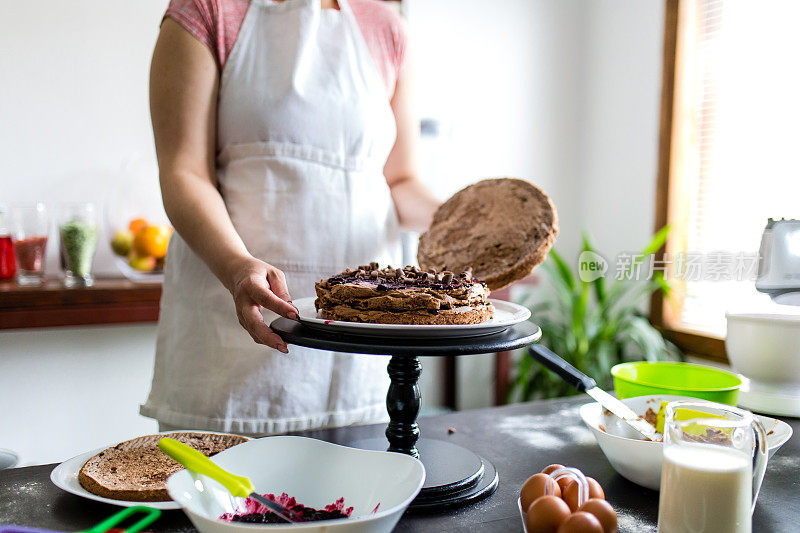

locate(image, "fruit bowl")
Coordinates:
105 162 172 283
109 219 172 283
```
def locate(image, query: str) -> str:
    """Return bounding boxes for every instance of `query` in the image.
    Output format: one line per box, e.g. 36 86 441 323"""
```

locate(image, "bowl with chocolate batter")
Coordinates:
579 395 791 490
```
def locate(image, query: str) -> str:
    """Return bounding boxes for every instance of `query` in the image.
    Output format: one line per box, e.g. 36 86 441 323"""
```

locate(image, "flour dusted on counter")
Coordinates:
496 405 595 450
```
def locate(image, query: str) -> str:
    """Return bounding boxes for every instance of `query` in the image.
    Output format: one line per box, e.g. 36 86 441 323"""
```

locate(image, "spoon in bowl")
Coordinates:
158 438 296 523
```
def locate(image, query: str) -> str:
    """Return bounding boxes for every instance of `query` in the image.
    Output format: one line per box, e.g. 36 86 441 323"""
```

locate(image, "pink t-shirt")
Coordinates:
165 0 407 96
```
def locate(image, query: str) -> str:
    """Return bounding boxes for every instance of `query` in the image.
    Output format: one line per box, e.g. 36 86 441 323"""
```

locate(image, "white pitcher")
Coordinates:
657 401 768 533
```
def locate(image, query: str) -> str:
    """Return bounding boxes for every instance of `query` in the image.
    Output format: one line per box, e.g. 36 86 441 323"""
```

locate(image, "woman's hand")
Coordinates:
226 257 298 353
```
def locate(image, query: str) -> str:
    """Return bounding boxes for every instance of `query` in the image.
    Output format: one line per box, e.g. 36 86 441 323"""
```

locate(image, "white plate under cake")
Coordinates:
294 296 530 339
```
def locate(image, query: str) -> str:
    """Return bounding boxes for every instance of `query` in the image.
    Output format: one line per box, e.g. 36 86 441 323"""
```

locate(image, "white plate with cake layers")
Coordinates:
293 297 531 338
51 446 182 510
50 431 248 510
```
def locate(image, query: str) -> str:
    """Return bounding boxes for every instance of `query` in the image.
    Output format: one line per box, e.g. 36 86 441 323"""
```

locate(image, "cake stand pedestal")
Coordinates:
270 318 541 510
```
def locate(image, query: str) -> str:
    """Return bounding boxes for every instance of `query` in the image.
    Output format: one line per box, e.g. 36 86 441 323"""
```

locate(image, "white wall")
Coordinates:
405 0 587 256
577 0 665 260
0 325 159 466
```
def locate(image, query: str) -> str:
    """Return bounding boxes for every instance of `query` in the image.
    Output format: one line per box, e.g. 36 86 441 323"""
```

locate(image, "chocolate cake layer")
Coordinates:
320 303 494 325
417 178 558 291
314 264 493 325
78 432 248 502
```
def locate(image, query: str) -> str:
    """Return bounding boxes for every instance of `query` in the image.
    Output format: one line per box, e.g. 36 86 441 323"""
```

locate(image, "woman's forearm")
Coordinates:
382 53 440 234
160 169 252 291
389 175 441 233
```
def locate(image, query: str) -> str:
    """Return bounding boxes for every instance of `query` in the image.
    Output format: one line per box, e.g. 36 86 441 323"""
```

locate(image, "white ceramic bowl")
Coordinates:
726 312 800 388
0 448 19 470
579 395 793 490
165 436 425 533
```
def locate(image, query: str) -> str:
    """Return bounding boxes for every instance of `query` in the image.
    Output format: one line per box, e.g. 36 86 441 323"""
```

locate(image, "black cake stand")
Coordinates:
270 317 541 510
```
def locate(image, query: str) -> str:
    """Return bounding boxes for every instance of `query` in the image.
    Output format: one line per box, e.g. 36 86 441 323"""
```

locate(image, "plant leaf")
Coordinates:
549 249 576 292
509 227 682 402
641 225 671 258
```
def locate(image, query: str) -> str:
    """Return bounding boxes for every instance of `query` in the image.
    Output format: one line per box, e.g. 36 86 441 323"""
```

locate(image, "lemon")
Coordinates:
128 253 156 272
655 401 730 436
111 230 134 257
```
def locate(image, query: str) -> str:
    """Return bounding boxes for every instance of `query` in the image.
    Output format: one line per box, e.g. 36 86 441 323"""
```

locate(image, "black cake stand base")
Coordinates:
270 318 541 510
349 437 498 511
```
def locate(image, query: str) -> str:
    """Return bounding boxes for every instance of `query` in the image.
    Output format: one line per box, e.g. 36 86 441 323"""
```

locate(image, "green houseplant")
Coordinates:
507 228 682 401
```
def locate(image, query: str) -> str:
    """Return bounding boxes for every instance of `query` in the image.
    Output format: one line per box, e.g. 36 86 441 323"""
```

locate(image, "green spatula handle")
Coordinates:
157 437 254 498
83 506 161 533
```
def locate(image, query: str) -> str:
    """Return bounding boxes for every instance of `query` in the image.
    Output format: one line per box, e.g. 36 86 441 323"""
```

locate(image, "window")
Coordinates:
653 0 800 357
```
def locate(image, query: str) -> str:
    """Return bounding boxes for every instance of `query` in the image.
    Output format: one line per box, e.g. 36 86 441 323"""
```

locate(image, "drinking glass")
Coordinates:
10 203 49 286
657 401 768 533
0 206 16 281
58 203 99 288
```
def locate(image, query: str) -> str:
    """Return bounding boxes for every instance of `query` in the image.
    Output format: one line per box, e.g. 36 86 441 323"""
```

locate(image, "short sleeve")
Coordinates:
349 0 410 96
389 14 408 82
164 0 219 63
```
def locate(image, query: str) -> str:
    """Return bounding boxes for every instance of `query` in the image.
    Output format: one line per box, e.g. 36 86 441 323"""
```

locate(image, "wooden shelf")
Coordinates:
0 277 161 329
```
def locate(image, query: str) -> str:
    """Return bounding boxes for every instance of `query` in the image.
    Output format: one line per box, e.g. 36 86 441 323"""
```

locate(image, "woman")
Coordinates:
140 0 440 435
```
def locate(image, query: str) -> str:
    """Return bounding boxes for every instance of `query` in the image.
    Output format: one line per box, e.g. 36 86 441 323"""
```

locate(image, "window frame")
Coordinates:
650 0 728 363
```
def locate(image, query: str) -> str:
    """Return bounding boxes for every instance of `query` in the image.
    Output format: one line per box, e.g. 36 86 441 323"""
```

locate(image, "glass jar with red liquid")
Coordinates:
0 206 16 280
10 203 49 285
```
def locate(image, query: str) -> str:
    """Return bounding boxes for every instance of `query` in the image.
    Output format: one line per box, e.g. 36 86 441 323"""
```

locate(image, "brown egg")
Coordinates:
521 473 562 511
542 463 565 475
556 511 604 533
556 476 574 494
578 499 618 533
526 495 571 533
563 477 605 512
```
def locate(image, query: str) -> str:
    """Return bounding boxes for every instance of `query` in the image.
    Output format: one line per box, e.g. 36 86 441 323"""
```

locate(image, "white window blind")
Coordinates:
669 0 800 336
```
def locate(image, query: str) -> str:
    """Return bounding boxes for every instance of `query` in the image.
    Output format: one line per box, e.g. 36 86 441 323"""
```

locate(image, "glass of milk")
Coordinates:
657 401 768 533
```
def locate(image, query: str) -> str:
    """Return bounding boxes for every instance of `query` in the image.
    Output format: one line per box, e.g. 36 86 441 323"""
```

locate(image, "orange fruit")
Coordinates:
128 218 148 233
133 225 172 259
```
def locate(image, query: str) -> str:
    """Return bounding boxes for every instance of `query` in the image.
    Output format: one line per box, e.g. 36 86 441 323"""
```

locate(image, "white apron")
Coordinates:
141 0 401 435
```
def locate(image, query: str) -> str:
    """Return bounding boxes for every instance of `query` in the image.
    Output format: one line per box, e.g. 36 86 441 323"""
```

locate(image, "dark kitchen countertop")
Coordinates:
1 397 797 532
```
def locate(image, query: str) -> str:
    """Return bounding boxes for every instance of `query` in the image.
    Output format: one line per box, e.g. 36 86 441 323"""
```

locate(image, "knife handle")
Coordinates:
528 345 597 392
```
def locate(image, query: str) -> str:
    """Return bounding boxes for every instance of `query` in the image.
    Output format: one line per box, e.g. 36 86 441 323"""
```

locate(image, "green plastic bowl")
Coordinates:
611 361 742 405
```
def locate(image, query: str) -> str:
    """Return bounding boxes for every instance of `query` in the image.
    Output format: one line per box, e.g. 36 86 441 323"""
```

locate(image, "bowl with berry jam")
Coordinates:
165 436 425 532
